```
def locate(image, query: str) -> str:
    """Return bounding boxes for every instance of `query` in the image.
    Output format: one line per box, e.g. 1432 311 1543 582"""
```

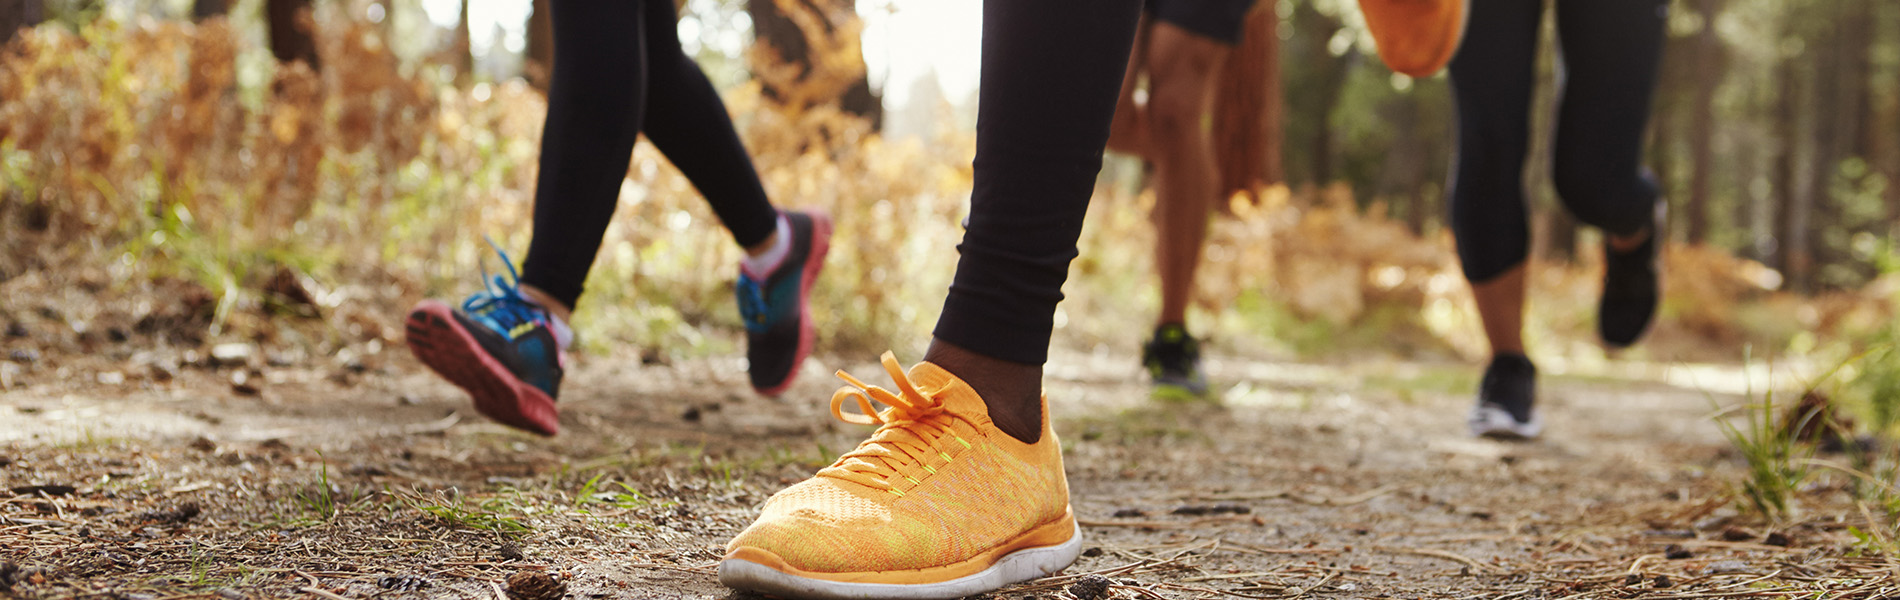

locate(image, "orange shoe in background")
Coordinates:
1359 0 1470 77
720 352 1080 599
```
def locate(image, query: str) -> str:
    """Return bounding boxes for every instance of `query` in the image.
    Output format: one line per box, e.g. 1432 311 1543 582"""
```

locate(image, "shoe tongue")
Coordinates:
906 362 995 428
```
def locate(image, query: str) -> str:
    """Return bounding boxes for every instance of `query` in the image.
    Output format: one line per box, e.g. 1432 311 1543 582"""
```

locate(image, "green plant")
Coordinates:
293 458 338 519
574 474 649 510
403 491 531 535
1712 365 1818 523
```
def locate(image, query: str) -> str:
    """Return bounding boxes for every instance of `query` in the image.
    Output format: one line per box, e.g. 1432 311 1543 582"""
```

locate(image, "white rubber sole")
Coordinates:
1468 403 1542 440
717 522 1083 600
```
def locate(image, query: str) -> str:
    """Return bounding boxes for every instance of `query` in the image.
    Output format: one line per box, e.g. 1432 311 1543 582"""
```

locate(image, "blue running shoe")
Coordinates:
404 246 565 435
736 211 831 396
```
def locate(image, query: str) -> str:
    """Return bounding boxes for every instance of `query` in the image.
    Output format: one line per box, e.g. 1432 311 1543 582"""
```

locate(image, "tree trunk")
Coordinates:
1684 0 1725 245
192 0 226 19
1 0 41 44
1296 5 1351 186
1774 37 1810 293
453 0 473 80
747 0 882 127
524 0 553 90
1213 5 1284 200
267 0 320 71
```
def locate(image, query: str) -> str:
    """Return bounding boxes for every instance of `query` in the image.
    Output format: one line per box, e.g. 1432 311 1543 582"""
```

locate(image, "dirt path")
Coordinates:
2 348 1887 599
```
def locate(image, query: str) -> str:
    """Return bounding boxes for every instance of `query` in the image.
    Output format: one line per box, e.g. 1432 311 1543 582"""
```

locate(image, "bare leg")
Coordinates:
1145 24 1230 327
1470 263 1527 356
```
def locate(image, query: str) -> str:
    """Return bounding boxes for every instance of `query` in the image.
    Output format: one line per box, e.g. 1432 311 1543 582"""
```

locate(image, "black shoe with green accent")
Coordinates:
1142 323 1210 401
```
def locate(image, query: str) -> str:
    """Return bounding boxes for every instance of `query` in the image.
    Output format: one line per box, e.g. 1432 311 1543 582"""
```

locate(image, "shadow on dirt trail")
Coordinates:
2 347 1891 600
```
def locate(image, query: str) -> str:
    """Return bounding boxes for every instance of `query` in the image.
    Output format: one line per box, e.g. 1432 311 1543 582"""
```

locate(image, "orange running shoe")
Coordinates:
720 352 1080 600
1359 0 1470 77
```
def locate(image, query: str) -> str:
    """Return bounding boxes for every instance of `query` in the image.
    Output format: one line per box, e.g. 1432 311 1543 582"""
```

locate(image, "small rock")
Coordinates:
8 349 39 364
107 327 129 343
504 571 564 600
1066 574 1112 600
1764 531 1793 547
640 347 667 365
139 502 201 524
5 322 27 338
265 350 299 368
497 543 526 562
1081 547 1103 558
1623 573 1643 586
149 361 177 382
230 371 260 396
1643 529 1696 538
346 464 389 477
1664 544 1693 559
10 484 76 496
377 575 432 591
210 343 255 367
1653 575 1674 588
682 406 702 422
188 437 217 453
1721 526 1756 541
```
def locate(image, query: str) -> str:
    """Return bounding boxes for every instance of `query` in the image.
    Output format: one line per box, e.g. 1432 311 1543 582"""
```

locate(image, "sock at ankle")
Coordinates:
741 214 792 278
519 296 574 351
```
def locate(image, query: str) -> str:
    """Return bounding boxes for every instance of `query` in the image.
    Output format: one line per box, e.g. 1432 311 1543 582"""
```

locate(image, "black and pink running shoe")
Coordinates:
736 211 831 396
405 250 565 436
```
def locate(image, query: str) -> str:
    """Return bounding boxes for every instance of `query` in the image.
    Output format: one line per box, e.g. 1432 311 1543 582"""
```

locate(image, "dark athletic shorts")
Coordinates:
1146 0 1257 45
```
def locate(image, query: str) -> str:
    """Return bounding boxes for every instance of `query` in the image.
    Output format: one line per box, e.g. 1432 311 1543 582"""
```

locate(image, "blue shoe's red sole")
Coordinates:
753 212 832 397
404 300 560 436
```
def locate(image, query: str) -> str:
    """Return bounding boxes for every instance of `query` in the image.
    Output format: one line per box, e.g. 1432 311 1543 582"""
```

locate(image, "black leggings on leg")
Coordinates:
520 0 779 309
932 0 1144 365
1447 0 1667 283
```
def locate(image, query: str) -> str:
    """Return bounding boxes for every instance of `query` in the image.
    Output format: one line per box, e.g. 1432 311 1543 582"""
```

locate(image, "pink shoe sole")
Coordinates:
753 212 832 397
405 300 560 436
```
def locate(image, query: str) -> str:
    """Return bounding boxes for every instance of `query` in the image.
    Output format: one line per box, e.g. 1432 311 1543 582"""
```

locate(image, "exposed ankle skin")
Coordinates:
743 230 779 258
1608 226 1651 253
518 285 575 324
922 339 1044 445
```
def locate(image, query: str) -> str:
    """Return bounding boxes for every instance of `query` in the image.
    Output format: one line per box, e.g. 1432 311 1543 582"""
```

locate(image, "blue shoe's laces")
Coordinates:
736 273 769 330
462 238 545 337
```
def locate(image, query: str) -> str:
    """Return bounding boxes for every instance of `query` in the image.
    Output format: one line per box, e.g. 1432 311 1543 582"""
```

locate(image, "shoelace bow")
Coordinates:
461 239 545 336
818 352 973 492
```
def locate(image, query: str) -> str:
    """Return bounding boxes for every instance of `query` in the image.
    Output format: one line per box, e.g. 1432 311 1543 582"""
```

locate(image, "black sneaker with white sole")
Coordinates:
1467 353 1540 440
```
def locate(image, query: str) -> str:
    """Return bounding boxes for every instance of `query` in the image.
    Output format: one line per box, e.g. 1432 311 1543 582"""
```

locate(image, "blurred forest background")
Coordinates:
1 0 1898 377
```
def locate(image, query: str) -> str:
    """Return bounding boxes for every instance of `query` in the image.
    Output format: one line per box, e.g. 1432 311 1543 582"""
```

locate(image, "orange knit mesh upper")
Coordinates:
725 353 1072 575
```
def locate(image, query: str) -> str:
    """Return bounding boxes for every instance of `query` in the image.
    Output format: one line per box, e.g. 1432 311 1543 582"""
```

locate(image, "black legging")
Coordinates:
1447 0 1667 283
520 0 779 309
933 0 1143 365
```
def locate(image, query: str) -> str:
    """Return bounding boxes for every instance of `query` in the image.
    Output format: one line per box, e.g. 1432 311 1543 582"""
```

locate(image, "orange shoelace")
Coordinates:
818 352 976 494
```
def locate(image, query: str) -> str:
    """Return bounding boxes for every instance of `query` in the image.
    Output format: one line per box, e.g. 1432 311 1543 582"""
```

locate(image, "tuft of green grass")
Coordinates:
1711 355 1823 523
574 474 649 510
402 491 531 535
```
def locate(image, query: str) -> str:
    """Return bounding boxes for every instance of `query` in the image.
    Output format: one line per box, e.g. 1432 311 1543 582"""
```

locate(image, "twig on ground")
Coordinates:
1079 514 1260 529
1375 546 1503 574
1170 484 1401 506
299 587 353 600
